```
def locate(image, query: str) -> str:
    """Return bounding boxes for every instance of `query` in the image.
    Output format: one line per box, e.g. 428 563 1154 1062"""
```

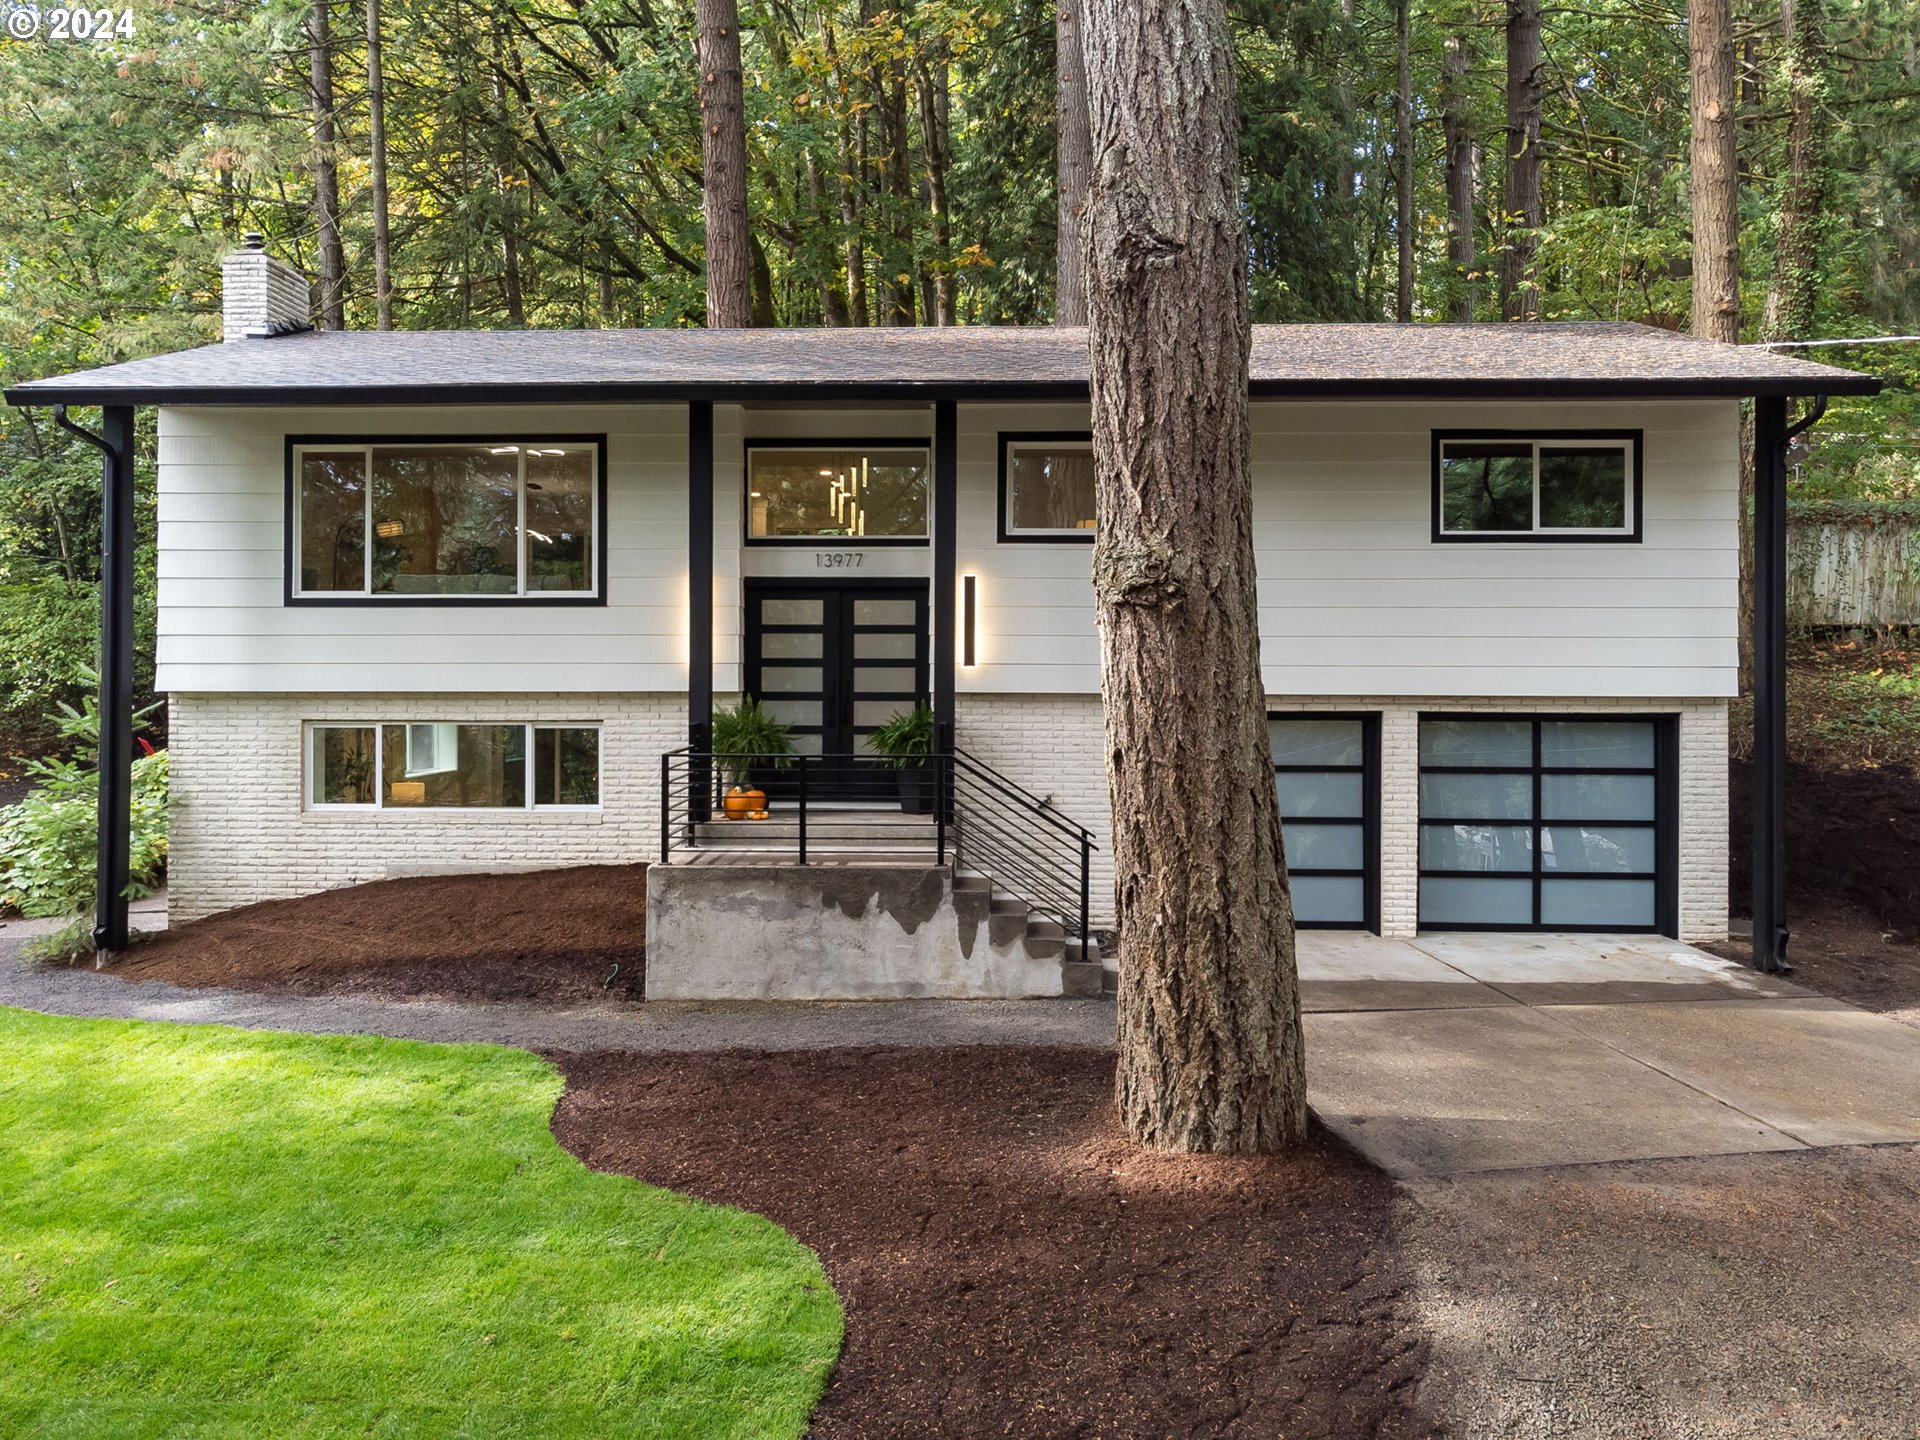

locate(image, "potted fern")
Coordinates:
710 697 794 819
868 701 937 814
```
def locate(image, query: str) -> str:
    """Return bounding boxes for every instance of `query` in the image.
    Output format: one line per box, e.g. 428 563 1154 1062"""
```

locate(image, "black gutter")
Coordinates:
1750 392 1830 974
4 375 1883 409
52 404 135 958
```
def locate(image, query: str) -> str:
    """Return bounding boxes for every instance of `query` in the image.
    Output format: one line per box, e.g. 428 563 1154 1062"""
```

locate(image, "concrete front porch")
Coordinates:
1300 931 1920 1177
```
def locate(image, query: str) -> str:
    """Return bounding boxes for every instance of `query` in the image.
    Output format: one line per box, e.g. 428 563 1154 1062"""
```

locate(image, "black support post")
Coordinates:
1751 395 1790 974
56 405 135 957
687 401 714 824
932 401 957 758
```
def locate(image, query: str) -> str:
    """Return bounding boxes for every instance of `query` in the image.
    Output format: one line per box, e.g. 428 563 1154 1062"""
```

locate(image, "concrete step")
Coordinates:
1062 960 1105 998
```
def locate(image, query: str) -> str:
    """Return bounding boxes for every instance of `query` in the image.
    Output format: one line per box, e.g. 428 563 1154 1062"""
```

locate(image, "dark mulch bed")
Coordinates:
552 1045 1434 1440
111 864 646 1003
1726 759 1920 1015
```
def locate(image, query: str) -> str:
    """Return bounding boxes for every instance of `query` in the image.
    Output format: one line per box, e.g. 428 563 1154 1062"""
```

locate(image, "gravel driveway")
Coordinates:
1404 1144 1920 1438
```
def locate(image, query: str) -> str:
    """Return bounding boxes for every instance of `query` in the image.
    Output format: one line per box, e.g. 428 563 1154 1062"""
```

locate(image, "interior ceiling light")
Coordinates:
374 520 404 538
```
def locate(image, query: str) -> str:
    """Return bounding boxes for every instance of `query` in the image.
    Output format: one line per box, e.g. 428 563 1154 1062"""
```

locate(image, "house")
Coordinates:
4 239 1878 998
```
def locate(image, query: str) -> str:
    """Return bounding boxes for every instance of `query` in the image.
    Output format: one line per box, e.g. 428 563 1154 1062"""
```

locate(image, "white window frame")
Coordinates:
1000 435 1098 542
1433 432 1641 542
290 440 602 599
305 721 604 812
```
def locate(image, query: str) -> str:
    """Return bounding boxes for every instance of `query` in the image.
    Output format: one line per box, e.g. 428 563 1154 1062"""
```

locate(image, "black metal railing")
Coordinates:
658 747 1098 952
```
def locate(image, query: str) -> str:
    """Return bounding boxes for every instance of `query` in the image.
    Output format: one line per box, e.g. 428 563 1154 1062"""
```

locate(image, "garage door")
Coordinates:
1271 714 1379 931
1417 715 1676 933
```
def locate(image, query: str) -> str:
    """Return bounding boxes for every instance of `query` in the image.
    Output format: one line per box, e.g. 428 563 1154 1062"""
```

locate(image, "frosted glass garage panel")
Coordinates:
1283 823 1365 871
1421 823 1533 872
1419 877 1534 926
1541 773 1655 821
1540 721 1654 769
1420 719 1532 767
1540 878 1656 927
1275 770 1363 818
1268 719 1363 767
1419 772 1533 821
1291 876 1366 926
1542 825 1656 874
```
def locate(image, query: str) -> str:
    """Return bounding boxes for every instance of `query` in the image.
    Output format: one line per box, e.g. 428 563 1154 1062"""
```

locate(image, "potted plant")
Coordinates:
868 701 938 813
710 697 794 819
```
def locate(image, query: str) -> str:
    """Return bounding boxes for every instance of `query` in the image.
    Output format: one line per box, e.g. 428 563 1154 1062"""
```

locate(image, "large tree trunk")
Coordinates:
697 0 753 327
1689 0 1740 344
1054 0 1092 325
1500 0 1543 320
1441 34 1478 321
916 55 957 325
307 0 347 329
488 51 526 325
1082 0 1307 1155
1763 0 1827 344
1688 0 1745 685
366 0 393 329
1394 0 1414 322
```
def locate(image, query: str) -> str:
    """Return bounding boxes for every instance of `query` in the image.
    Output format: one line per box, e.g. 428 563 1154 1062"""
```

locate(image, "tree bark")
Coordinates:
488 50 526 325
916 54 957 325
1688 0 1745 685
1055 0 1092 325
1082 0 1307 1154
1395 0 1414 322
1441 34 1478 321
366 0 393 329
1500 0 1543 320
307 0 347 329
878 59 916 325
1763 0 1827 344
697 0 754 327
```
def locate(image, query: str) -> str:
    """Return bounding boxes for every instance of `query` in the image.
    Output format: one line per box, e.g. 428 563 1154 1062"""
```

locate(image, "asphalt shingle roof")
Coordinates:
3 321 1877 406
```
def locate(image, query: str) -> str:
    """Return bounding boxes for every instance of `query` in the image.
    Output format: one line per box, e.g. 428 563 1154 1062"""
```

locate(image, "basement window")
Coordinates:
1433 432 1641 541
291 439 603 600
306 723 601 810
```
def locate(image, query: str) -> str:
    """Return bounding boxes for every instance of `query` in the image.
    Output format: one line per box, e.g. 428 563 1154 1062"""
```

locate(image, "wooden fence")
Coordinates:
1788 513 1920 627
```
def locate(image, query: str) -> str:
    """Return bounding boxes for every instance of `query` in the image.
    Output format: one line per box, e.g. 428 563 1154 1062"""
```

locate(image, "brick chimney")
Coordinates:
221 233 312 341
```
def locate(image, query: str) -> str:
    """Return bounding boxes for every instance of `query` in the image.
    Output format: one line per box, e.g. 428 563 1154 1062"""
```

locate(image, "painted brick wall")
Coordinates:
961 693 1730 943
167 693 679 923
172 690 1728 943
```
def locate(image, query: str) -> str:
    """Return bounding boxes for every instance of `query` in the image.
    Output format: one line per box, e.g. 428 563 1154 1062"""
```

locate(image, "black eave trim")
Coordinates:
282 433 610 607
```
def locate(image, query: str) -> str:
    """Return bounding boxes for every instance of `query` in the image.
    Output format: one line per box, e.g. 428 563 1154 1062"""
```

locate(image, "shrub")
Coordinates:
0 687 167 934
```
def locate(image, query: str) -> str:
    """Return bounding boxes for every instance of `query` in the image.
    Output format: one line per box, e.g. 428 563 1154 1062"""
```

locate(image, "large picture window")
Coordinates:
290 438 602 600
746 444 929 542
1432 431 1640 541
999 433 1096 541
307 722 601 810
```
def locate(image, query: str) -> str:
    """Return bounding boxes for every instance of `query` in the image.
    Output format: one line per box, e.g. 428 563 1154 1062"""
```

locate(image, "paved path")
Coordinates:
9 925 1920 1179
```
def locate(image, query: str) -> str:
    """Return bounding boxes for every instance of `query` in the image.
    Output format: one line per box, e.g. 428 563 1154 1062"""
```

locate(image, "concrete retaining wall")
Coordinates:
646 864 1069 1000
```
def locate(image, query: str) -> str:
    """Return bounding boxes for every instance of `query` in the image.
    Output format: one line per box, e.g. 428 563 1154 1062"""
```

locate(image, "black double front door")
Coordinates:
744 580 929 795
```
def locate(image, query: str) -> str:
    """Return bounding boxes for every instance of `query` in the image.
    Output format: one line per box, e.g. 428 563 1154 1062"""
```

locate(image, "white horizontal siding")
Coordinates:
159 395 1738 700
957 396 1739 698
157 404 697 694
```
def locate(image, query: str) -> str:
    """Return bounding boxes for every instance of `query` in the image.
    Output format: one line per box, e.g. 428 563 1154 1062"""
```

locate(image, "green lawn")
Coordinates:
0 1008 841 1438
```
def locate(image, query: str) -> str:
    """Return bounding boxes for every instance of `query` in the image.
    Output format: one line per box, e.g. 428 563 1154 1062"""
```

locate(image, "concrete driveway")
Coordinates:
1301 931 1920 1177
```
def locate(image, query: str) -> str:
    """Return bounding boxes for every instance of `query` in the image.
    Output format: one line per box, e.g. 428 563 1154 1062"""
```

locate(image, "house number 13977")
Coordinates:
815 552 863 568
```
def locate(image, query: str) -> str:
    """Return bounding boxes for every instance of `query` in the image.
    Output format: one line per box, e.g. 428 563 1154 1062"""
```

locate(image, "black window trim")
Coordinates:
997 429 1097 544
742 436 933 547
1415 711 1679 936
1269 709 1382 934
284 432 609 607
1430 428 1644 544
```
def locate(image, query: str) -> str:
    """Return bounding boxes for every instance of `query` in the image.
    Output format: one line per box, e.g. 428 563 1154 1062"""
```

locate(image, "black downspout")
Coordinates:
687 401 714 824
54 404 135 959
932 401 957 759
1750 393 1827 974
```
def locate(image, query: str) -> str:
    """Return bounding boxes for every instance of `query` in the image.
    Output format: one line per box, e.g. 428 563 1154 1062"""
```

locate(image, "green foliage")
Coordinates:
867 701 937 768
711 696 796 785
0 1008 842 1436
0 687 168 924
